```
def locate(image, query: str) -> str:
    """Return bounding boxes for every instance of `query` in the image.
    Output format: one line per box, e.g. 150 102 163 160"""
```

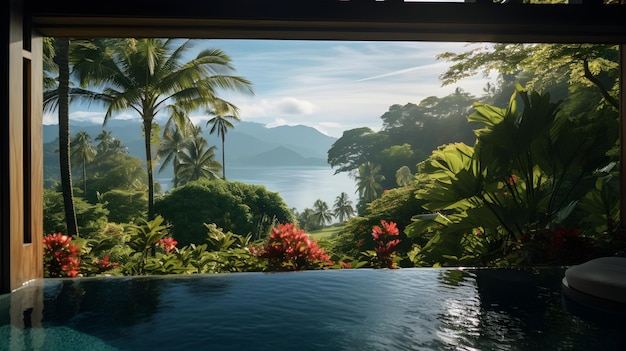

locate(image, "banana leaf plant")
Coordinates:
126 215 168 274
407 86 618 266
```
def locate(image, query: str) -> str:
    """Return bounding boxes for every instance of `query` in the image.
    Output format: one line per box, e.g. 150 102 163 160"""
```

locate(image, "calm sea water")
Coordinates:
1 268 624 351
158 166 357 213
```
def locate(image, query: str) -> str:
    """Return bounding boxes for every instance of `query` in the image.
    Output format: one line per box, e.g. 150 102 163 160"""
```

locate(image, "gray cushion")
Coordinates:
565 257 626 304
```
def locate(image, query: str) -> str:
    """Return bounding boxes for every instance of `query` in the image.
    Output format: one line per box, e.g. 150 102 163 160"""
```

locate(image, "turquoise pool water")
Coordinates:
1 268 624 350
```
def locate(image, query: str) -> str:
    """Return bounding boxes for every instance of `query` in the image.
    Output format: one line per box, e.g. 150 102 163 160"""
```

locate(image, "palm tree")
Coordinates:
333 192 355 223
157 123 188 187
158 106 195 187
95 130 114 154
70 131 97 194
206 105 240 180
312 199 334 228
356 161 385 203
109 139 128 155
71 38 253 219
43 38 79 236
176 127 222 185
44 38 123 236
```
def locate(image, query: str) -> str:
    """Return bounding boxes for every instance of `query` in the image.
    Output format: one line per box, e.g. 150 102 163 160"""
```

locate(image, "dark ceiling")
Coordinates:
28 0 626 43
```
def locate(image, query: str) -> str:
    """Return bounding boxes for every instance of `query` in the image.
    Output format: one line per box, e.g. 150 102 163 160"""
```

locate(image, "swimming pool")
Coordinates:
1 267 624 350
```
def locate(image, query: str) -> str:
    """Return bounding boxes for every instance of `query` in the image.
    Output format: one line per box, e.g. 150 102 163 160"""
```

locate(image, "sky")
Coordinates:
45 40 493 138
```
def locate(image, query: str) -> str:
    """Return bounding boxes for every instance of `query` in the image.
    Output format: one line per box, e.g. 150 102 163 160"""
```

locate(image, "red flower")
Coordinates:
156 237 178 255
43 232 80 278
339 261 351 269
96 254 120 271
255 223 333 271
371 220 401 269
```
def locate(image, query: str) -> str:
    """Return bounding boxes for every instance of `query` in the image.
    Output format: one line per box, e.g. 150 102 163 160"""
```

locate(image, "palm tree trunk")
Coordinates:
82 164 87 195
55 38 79 237
143 119 155 220
221 138 226 180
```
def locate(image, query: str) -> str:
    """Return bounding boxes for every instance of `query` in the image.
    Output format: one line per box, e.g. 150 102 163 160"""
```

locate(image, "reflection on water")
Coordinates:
436 270 482 350
1 268 624 351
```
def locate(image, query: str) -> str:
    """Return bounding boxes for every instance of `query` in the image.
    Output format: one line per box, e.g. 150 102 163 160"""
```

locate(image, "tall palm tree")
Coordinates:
333 192 355 223
206 105 240 180
312 199 333 228
356 161 385 203
43 38 79 236
44 38 122 236
71 38 253 219
70 131 97 194
176 127 222 185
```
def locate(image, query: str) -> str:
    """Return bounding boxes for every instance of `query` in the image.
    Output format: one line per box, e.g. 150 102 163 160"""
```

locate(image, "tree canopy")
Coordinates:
154 179 295 246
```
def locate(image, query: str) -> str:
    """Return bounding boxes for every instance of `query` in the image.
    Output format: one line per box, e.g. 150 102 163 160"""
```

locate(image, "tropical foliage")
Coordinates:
154 179 295 245
42 42 624 279
406 87 619 266
70 38 253 219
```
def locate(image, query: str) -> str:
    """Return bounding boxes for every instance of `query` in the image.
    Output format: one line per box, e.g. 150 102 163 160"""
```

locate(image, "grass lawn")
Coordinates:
308 225 344 240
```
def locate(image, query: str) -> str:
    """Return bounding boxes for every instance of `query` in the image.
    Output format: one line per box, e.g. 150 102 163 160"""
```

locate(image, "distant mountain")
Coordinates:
43 120 337 183
235 146 328 167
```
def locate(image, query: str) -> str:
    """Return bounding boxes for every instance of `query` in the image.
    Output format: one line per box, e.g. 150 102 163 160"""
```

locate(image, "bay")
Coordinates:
158 166 358 214
228 165 357 213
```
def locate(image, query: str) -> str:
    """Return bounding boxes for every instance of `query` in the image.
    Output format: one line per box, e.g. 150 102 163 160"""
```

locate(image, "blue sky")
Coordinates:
46 40 492 138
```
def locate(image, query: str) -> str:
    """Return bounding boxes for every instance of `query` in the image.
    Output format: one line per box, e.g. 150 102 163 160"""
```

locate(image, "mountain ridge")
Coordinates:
43 120 337 184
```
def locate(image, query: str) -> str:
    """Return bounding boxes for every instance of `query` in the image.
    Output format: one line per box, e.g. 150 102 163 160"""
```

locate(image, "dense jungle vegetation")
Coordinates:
42 40 624 277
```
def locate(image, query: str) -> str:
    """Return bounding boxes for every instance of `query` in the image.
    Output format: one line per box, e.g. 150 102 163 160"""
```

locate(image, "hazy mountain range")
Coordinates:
43 119 337 184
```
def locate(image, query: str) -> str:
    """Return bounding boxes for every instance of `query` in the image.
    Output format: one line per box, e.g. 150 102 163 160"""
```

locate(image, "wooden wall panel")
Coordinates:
0 0 10 294
2 0 43 293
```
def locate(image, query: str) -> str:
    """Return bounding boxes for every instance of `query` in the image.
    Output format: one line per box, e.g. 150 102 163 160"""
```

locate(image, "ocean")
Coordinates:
157 165 357 213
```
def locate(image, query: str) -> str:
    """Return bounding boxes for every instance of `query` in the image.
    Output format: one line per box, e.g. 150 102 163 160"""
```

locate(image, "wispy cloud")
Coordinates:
352 62 448 82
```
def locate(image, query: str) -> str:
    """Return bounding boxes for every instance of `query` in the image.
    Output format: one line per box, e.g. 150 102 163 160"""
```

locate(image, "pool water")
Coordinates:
1 268 624 351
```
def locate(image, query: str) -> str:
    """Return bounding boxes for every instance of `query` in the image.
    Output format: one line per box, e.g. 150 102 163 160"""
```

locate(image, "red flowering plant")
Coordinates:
252 223 333 271
371 220 401 269
156 237 178 255
517 226 594 265
43 233 81 278
89 254 121 274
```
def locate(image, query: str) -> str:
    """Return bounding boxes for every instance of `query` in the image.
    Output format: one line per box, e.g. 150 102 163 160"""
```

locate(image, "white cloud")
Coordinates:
352 62 449 82
69 111 105 125
277 97 316 115
113 112 136 121
265 118 290 128
228 97 316 118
